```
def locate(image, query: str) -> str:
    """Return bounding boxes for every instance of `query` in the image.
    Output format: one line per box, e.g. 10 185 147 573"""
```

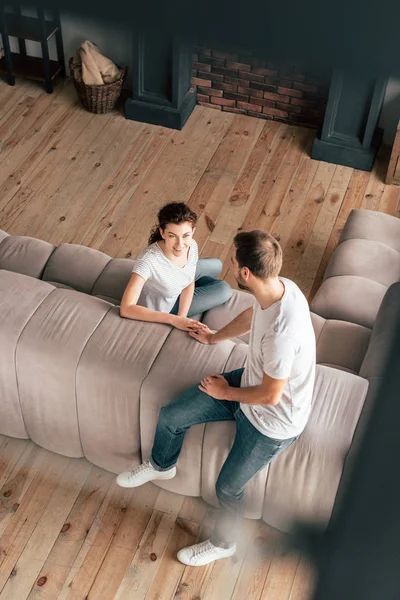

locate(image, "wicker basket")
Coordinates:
69 58 126 114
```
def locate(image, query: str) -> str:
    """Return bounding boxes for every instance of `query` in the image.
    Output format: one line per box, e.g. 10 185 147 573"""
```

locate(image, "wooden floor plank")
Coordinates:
288 560 316 600
26 467 114 600
0 451 70 592
308 168 370 301
0 460 91 600
295 164 353 299
86 484 160 600
113 510 176 600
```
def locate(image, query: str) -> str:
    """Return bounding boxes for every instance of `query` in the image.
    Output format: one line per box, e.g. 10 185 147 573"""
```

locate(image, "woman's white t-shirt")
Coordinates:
132 240 199 313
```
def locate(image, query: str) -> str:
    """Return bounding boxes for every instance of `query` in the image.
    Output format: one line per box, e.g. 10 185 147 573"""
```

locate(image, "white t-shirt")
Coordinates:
240 277 316 440
132 240 198 313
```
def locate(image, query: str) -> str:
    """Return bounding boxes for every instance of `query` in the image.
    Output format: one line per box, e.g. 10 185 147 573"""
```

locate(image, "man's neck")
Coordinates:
252 277 285 310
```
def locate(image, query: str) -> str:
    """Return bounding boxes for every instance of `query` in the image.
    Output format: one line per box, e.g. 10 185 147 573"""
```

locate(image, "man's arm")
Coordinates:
190 306 253 344
199 372 287 405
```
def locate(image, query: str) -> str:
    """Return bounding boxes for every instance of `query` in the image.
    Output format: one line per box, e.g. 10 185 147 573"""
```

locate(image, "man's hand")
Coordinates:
199 374 230 399
189 324 216 345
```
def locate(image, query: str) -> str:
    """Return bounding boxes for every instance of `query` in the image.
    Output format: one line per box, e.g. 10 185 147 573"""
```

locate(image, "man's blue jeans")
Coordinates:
150 368 296 548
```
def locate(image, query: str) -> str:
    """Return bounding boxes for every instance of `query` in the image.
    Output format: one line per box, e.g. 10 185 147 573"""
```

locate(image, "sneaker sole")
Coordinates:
116 468 176 488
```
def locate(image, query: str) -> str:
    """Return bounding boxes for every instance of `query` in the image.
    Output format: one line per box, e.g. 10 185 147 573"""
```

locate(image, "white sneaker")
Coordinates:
116 460 176 488
177 538 236 566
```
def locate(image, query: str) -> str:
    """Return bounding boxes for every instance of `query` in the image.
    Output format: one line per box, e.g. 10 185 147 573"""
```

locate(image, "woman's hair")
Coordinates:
233 230 282 278
148 202 198 245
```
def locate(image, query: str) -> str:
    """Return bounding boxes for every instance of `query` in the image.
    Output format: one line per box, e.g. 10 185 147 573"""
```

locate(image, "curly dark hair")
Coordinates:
148 202 198 245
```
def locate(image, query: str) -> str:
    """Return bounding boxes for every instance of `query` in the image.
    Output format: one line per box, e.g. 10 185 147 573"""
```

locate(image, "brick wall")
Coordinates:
192 47 329 129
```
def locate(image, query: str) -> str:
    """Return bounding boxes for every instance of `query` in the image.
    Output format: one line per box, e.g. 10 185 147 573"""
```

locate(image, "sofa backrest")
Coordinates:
0 230 134 305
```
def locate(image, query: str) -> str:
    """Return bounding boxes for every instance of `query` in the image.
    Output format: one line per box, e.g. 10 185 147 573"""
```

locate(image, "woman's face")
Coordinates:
160 221 195 257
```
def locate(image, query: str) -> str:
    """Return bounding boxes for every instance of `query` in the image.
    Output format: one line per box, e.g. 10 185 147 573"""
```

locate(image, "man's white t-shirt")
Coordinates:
240 277 316 440
132 240 198 313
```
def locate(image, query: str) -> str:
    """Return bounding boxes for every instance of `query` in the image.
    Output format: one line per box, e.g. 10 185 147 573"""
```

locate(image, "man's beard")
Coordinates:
236 274 251 292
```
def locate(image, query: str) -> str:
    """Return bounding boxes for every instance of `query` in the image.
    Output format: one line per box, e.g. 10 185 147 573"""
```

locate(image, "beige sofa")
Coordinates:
0 208 399 532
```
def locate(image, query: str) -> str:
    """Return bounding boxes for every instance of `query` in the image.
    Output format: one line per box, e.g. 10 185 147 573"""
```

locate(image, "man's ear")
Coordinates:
242 266 251 281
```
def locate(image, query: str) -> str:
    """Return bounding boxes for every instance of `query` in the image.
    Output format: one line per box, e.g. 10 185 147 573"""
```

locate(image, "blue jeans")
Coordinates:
150 369 297 547
170 258 232 317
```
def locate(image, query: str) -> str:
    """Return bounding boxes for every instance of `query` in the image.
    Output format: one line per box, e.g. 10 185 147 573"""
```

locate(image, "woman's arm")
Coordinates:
177 280 195 318
120 274 203 331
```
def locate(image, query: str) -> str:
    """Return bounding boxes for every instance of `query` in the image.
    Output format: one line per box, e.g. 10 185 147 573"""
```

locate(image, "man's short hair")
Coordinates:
233 230 282 278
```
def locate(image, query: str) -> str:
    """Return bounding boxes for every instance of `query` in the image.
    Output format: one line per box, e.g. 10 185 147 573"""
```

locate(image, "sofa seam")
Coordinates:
74 303 116 458
338 236 400 255
89 255 113 296
14 285 58 439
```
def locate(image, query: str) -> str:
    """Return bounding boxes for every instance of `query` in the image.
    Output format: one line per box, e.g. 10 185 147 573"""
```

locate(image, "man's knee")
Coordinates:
215 477 243 503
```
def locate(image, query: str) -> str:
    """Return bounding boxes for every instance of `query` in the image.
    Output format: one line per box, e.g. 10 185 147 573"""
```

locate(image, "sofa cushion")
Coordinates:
324 239 400 288
0 229 9 244
76 308 172 474
312 316 371 374
91 258 134 303
0 270 54 438
140 329 237 497
16 289 112 458
341 209 400 252
263 365 369 532
42 243 111 294
0 235 55 279
310 276 386 329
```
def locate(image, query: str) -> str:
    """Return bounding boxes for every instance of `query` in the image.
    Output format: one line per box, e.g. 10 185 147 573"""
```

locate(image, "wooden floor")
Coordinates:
0 78 399 600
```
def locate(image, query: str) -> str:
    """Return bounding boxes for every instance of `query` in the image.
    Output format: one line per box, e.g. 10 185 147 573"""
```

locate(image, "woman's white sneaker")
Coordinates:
116 460 176 488
177 539 236 566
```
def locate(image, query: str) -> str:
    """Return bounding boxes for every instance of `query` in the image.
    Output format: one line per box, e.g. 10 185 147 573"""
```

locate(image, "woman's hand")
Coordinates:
171 315 206 332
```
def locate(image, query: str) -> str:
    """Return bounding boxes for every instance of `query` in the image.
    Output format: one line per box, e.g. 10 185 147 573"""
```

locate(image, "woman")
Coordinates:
120 202 233 331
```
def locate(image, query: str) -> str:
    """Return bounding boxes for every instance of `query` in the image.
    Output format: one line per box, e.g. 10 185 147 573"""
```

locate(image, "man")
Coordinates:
117 231 316 567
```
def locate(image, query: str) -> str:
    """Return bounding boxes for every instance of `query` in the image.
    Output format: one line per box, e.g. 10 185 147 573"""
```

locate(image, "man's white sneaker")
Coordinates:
177 539 236 566
116 460 176 488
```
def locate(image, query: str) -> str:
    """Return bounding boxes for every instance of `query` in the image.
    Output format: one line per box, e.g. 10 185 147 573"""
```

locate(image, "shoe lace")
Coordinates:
131 460 151 478
192 540 215 560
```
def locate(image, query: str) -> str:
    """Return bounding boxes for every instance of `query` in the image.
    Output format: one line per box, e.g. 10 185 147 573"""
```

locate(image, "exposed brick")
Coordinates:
263 106 289 118
224 91 250 102
239 71 265 83
192 69 197 77
198 87 223 97
250 81 277 93
213 49 239 61
195 47 211 56
276 102 302 113
277 79 293 88
252 97 275 108
294 82 319 93
197 94 210 103
247 111 269 119
264 91 290 103
252 67 278 77
299 108 320 118
213 66 239 77
192 77 211 88
214 81 238 92
193 61 210 72
237 101 262 113
225 76 244 86
198 56 225 68
291 97 317 108
279 70 306 83
222 106 247 114
226 61 251 72
239 86 263 98
199 101 221 110
197 71 224 83
192 53 199 61
211 97 236 107
277 86 303 98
